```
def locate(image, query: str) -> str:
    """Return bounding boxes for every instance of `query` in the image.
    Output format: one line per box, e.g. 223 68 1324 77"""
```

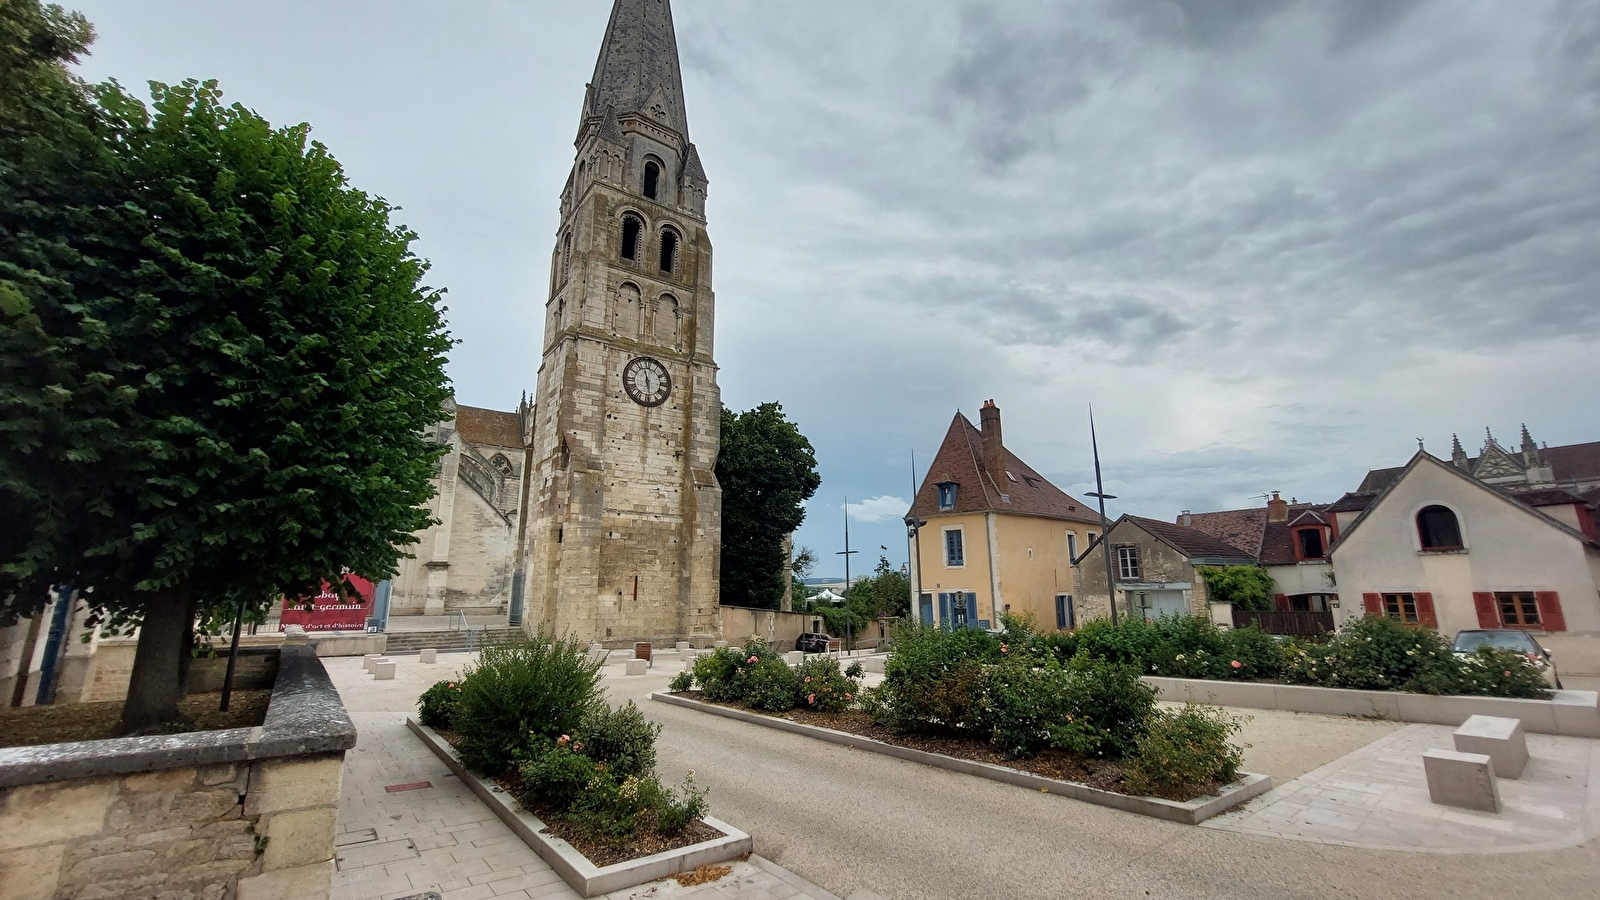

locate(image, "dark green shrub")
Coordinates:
1281 615 1451 691
741 656 800 712
1072 617 1159 668
1415 647 1551 699
844 661 864 679
692 646 745 703
880 624 999 732
568 772 657 844
1123 703 1244 800
518 739 600 811
1222 626 1286 681
669 670 694 692
796 656 860 713
976 658 1074 759
1047 653 1158 759
455 633 603 775
578 701 660 780
417 679 462 730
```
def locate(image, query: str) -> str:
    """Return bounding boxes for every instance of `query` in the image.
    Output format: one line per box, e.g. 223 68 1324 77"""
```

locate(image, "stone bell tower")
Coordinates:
521 0 722 645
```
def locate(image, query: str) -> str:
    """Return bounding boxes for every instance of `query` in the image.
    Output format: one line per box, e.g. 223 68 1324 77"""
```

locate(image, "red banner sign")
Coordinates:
280 575 374 632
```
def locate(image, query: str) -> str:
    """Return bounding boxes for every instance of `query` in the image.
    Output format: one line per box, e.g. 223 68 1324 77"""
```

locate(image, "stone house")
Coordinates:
1328 450 1600 658
1074 516 1258 624
907 401 1104 632
1184 492 1340 615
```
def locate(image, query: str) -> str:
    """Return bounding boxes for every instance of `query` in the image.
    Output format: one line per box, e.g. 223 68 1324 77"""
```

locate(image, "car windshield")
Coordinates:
1454 631 1538 654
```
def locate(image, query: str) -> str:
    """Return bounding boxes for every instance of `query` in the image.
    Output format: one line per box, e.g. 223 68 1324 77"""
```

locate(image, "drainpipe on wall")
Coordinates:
35 585 76 706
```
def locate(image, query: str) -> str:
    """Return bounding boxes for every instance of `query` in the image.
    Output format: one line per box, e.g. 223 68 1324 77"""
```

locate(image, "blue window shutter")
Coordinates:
966 594 979 630
1056 595 1066 630
938 593 951 628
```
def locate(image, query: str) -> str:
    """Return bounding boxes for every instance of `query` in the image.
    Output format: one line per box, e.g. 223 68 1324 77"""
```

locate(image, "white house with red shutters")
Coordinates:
1328 450 1600 655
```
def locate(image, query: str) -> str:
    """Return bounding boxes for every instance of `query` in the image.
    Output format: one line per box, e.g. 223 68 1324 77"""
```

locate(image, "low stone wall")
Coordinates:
0 641 356 900
1143 676 1600 737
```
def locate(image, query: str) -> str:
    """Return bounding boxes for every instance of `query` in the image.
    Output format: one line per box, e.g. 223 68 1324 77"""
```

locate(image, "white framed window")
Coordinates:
1067 532 1078 562
943 527 965 568
1116 545 1141 581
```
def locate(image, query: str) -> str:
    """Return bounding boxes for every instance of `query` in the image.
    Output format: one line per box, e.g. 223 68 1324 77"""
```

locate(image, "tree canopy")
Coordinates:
816 554 910 645
716 402 820 610
1 2 454 730
1198 565 1277 612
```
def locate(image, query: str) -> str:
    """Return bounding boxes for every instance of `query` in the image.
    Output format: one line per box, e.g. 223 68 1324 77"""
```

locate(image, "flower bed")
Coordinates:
673 636 1251 804
416 633 743 885
1013 613 1551 699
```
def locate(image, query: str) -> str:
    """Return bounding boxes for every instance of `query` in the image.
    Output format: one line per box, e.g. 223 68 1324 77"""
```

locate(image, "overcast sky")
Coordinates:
69 0 1600 577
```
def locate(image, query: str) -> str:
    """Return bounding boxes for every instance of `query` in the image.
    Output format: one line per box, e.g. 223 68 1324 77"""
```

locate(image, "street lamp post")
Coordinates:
837 497 860 653
1087 406 1120 627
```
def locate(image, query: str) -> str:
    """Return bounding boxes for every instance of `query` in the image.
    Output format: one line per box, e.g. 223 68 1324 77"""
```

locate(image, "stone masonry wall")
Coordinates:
0 751 342 900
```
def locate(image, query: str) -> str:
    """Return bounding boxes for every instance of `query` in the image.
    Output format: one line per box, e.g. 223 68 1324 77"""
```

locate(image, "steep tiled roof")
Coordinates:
1184 509 1266 556
1260 506 1331 565
1358 439 1600 493
1502 487 1588 508
1128 516 1259 562
1328 492 1378 513
908 413 1101 524
456 405 525 450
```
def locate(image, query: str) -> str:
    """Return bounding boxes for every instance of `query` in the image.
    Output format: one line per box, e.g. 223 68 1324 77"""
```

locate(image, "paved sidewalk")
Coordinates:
1204 723 1600 853
328 655 851 900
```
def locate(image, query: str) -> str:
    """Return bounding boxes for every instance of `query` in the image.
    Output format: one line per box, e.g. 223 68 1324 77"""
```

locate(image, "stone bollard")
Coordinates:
684 660 697 673
1423 748 1500 812
363 653 382 672
676 641 691 652
590 642 605 654
419 648 437 665
714 640 729 649
372 659 397 681
625 659 648 676
282 625 310 646
786 651 804 666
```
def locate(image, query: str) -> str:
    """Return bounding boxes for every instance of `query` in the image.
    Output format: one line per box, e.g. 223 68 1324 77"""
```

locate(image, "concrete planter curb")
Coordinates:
650 692 1271 825
1142 677 1600 737
406 719 751 897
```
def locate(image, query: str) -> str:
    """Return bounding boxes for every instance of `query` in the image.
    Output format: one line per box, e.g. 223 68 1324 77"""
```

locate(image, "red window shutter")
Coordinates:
1274 593 1290 611
1472 592 1499 629
1415 592 1438 629
1363 593 1382 616
1535 592 1566 632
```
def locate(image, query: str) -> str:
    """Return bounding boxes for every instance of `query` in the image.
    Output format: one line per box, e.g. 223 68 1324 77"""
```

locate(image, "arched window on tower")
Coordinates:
1417 505 1464 550
562 232 572 281
659 227 680 275
614 282 642 337
643 159 661 201
654 295 681 350
620 214 643 261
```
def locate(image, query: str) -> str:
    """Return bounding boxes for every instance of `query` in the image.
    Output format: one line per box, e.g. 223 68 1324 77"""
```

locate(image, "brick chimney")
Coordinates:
1179 510 1193 527
1266 491 1289 523
979 400 1005 491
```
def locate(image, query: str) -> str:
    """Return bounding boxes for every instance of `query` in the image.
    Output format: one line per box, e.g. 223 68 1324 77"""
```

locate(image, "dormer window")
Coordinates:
1295 527 1326 560
937 482 958 511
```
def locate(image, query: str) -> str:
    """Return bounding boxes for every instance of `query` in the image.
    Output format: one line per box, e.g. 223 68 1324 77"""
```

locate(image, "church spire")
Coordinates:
586 0 691 138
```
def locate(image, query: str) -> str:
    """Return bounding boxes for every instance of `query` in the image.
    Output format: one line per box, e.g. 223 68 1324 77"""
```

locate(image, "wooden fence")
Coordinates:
1232 609 1336 637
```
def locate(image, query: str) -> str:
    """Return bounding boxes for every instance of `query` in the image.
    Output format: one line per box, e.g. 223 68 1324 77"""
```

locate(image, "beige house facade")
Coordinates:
908 401 1103 632
1329 451 1600 644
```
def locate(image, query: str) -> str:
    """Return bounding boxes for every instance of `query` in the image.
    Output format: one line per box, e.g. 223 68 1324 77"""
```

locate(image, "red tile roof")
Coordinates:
1127 516 1260 562
908 412 1101 525
456 405 525 450
1185 504 1334 566
1183 508 1266 556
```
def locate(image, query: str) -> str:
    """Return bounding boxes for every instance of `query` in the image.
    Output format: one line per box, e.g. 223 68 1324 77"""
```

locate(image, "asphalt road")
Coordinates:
605 669 1597 900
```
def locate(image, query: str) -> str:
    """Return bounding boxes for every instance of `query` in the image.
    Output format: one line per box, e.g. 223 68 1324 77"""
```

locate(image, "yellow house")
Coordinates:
906 401 1105 631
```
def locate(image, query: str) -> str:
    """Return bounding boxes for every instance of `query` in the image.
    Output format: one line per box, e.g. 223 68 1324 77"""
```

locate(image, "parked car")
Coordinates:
1452 629 1562 689
795 632 833 654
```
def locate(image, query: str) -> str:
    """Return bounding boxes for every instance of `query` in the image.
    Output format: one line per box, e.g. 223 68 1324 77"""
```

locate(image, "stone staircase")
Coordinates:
383 627 521 654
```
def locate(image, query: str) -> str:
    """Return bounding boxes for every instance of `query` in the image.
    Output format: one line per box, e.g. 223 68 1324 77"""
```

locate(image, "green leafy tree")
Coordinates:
716 403 820 610
1198 565 1276 612
849 554 910 620
788 545 817 608
2 10 453 732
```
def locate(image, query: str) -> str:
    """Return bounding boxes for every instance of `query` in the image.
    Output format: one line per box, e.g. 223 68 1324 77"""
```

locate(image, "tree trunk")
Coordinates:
120 594 196 734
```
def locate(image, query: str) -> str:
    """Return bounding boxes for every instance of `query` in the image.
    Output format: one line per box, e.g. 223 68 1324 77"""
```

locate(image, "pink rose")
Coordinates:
1000 644 1009 654
748 655 759 664
808 693 816 705
1231 660 1243 669
557 735 570 745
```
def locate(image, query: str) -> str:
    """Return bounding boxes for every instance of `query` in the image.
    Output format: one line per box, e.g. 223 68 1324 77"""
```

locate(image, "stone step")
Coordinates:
383 627 521 653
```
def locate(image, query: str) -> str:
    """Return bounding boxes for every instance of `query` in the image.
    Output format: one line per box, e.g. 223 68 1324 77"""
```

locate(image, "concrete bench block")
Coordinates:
625 659 648 676
1423 748 1501 813
676 641 691 652
362 653 382 672
1454 715 1529 779
786 651 804 666
419 648 437 665
372 660 397 681
714 641 729 649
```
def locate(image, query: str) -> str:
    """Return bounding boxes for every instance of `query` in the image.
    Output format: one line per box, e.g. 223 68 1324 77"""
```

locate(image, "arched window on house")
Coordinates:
643 159 661 200
620 214 643 261
659 227 680 275
1417 505 1463 550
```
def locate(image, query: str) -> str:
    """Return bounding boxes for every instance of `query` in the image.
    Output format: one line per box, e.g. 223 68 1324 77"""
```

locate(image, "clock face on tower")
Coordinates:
622 357 672 407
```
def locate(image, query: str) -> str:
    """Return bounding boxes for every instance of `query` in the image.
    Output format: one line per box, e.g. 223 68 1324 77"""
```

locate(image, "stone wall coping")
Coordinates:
0 643 355 788
1142 676 1600 738
650 691 1272 825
